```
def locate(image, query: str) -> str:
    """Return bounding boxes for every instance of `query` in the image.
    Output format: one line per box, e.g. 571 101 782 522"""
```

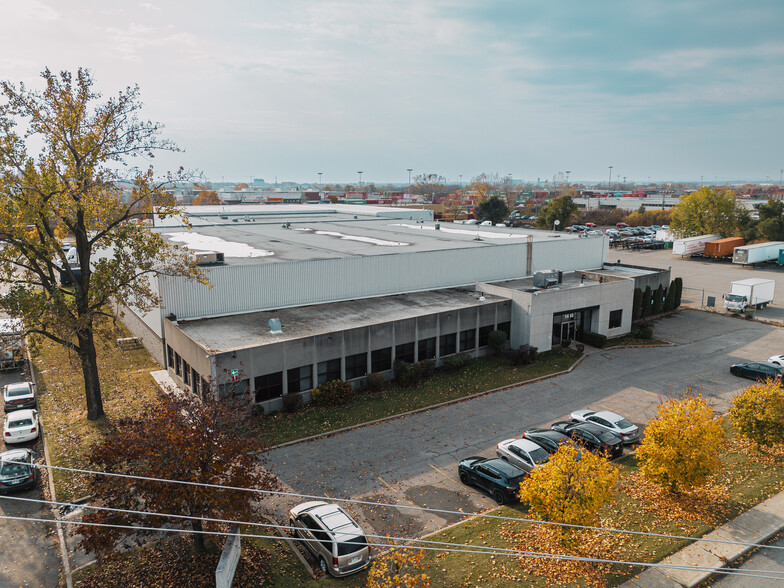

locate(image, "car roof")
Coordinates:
0 448 32 460
484 458 525 477
311 504 363 540
526 429 568 440
6 382 31 390
7 409 36 420
573 422 605 434
593 410 624 422
507 438 545 453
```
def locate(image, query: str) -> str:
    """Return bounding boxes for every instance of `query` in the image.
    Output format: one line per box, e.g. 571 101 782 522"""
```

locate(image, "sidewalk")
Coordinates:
623 491 784 588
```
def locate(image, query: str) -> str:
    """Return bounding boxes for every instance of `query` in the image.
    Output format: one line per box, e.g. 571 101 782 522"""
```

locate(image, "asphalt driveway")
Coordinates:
265 310 784 540
0 365 61 588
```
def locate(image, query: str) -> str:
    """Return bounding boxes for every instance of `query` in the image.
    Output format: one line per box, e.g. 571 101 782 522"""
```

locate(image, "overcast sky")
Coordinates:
2 0 783 184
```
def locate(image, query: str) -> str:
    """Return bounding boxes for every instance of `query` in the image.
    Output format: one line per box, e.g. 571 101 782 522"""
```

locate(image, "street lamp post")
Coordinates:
780 169 783 187
357 171 363 191
608 166 613 192
318 172 322 186
407 168 413 192
459 174 463 187
565 170 571 185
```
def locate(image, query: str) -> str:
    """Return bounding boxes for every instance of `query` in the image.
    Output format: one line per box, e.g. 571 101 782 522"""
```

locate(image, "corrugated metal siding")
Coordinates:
160 239 607 320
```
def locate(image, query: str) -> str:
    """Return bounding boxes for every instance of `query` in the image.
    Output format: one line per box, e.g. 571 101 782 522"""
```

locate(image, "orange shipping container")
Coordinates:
704 237 745 258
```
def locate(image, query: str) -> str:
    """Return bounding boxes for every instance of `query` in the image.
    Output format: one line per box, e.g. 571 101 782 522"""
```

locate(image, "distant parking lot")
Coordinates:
266 311 784 542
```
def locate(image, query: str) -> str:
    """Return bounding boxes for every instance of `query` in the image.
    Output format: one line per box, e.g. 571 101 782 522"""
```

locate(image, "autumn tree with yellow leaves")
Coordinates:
637 393 725 493
518 443 618 539
731 380 784 448
0 68 205 420
366 547 430 588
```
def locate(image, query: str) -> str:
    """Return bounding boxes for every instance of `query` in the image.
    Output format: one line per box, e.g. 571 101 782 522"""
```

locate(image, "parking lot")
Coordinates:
266 310 784 541
0 365 61 588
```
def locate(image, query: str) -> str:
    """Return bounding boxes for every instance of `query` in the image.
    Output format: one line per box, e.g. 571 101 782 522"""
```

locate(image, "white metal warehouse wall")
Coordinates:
157 237 607 321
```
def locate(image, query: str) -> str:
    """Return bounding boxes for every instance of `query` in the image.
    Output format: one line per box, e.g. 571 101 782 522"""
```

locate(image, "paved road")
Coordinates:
615 247 784 322
0 365 61 588
266 310 784 540
712 535 784 587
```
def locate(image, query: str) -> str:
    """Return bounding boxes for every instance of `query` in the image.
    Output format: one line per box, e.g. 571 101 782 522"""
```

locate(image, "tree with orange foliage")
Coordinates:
77 390 278 554
193 190 221 205
731 380 784 448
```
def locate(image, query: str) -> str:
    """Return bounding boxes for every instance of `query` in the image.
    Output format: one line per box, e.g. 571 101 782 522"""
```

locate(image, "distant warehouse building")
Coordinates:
119 204 668 411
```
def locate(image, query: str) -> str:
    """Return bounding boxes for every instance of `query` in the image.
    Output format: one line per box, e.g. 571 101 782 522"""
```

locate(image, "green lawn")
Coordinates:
258 349 581 447
419 419 784 587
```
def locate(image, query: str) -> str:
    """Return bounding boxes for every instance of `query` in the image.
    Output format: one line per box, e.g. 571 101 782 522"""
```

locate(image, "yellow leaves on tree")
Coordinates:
366 548 430 588
731 380 784 448
193 190 221 205
669 187 737 238
637 393 725 493
518 443 618 538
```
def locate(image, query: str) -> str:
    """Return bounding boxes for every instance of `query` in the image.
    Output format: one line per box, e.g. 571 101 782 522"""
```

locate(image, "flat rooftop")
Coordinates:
152 205 587 265
176 287 506 354
489 265 642 293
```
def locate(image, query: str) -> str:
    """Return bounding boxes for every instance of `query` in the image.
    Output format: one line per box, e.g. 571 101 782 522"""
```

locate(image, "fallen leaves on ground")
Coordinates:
619 475 730 524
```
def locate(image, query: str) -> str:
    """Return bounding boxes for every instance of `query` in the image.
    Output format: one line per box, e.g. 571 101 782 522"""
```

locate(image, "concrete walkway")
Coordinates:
623 492 784 587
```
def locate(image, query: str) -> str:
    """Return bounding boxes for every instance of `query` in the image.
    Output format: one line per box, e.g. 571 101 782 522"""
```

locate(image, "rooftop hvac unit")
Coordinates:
189 251 225 266
533 269 562 289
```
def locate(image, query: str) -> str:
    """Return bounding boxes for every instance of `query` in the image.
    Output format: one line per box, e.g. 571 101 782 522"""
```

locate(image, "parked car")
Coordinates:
3 381 35 412
0 448 37 493
458 456 527 505
549 422 624 458
496 438 550 472
730 361 784 382
288 501 371 577
465 219 480 225
584 222 596 228
3 409 39 444
616 222 629 228
480 220 493 226
521 428 571 454
569 410 639 444
767 355 784 367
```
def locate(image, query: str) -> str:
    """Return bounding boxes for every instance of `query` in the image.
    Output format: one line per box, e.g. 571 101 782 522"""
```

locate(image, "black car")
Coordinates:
549 422 623 458
0 448 37 494
521 428 571 455
730 362 784 382
458 457 527 505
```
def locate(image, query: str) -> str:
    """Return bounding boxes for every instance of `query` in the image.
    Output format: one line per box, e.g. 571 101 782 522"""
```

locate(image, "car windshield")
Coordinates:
0 459 30 478
725 294 744 302
615 418 633 429
7 386 30 397
9 418 33 428
529 435 557 451
529 446 550 463
337 536 367 556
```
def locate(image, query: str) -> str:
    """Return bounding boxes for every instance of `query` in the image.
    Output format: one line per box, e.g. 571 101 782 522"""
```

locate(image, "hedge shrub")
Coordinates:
580 330 607 348
311 379 355 407
441 353 472 372
507 345 539 366
488 330 508 354
364 372 386 393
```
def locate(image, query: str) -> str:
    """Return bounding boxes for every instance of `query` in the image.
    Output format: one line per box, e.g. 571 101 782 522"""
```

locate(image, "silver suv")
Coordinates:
289 501 371 577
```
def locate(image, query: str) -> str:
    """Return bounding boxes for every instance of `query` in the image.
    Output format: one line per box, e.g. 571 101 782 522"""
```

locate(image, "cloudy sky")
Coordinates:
2 0 783 184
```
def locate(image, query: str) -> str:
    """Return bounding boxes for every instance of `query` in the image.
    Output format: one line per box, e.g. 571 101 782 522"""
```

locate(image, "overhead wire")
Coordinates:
1 510 783 582
14 458 784 555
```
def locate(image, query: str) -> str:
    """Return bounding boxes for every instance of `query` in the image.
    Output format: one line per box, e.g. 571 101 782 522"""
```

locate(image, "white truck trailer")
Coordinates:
724 278 775 312
672 234 720 256
732 241 784 265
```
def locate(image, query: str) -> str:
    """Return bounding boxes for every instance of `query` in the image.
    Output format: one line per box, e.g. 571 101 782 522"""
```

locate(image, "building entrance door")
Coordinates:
560 320 577 343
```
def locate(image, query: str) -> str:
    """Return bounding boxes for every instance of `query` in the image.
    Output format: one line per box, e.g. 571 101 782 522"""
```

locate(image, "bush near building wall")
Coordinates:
579 330 607 348
311 379 355 407
632 288 643 321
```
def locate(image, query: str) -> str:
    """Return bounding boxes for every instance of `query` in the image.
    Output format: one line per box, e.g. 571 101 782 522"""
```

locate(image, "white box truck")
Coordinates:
672 234 720 256
732 241 784 265
724 278 775 312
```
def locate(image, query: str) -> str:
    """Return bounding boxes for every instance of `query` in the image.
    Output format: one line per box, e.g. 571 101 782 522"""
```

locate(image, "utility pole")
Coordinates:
357 171 363 191
407 168 413 192
608 166 613 192
318 172 323 186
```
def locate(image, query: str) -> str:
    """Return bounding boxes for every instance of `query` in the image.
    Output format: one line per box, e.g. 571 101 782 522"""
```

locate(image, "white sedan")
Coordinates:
768 355 784 367
496 438 551 472
3 409 39 444
570 409 640 444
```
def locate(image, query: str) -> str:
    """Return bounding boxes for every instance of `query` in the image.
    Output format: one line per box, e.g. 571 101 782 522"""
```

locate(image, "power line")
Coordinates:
17 459 784 555
2 511 783 582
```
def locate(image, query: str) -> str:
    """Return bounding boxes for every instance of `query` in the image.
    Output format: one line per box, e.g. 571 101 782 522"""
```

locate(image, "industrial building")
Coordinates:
119 204 668 411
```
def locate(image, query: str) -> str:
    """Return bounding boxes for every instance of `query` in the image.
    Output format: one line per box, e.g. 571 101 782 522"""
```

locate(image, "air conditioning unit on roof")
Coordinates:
189 251 225 266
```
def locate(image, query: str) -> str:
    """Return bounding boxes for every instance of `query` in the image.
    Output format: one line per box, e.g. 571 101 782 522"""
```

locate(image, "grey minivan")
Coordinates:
289 501 371 577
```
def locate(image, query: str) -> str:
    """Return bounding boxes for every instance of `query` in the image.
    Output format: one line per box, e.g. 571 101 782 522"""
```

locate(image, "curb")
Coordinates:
28 352 74 588
268 354 587 451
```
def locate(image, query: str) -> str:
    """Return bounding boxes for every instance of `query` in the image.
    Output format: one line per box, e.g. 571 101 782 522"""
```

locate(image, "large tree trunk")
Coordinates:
192 518 206 552
77 329 104 421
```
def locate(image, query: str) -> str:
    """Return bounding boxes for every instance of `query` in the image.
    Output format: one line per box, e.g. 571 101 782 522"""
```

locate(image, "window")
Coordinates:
418 337 436 361
287 365 313 394
182 360 191 386
174 352 181 376
166 345 174 368
220 378 249 399
254 372 283 402
478 325 493 347
459 329 476 351
497 321 511 338
191 368 200 395
371 348 392 372
345 353 367 380
395 342 415 364
609 309 622 329
317 358 342 386
439 333 456 356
